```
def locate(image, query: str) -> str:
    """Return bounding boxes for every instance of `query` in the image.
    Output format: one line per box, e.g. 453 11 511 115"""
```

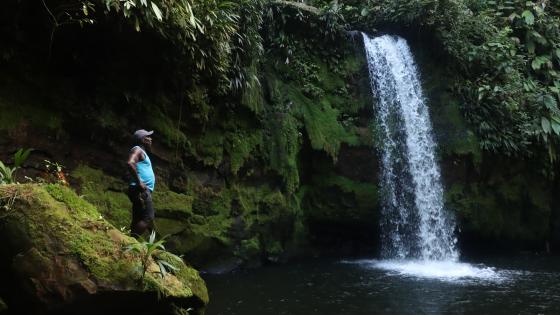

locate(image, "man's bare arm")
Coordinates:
127 148 147 191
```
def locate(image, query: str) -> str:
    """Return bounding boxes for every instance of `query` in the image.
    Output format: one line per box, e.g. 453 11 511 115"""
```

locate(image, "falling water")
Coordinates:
362 33 458 261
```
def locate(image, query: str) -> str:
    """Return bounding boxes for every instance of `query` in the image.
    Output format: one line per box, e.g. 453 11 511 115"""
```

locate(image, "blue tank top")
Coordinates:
129 146 155 191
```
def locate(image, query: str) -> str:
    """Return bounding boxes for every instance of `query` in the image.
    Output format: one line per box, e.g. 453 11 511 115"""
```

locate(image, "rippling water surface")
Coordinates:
204 256 560 315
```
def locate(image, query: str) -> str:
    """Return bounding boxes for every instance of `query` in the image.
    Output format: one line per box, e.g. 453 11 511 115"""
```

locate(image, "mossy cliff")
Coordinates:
1 0 559 278
0 1 379 270
0 184 208 315
410 32 557 252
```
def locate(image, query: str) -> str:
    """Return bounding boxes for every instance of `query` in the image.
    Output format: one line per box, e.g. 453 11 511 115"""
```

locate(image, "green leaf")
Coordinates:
360 8 369 17
542 117 551 134
0 161 15 184
14 148 32 168
157 261 167 278
521 10 534 25
526 39 536 54
151 2 163 21
531 59 540 70
542 94 558 111
531 31 547 45
551 120 560 135
532 56 550 71
554 49 560 61
158 260 179 271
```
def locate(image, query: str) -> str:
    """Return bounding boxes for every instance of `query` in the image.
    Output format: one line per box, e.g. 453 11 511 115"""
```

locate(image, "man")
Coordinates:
127 129 156 237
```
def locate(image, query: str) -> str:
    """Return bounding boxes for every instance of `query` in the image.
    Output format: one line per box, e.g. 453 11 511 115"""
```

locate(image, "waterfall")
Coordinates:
362 33 458 261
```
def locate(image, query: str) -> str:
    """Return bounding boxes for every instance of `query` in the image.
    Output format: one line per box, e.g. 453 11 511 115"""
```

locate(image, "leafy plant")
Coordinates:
0 149 32 185
125 231 181 283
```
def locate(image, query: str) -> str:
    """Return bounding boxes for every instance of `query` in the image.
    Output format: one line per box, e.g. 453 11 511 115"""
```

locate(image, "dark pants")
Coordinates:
127 185 155 237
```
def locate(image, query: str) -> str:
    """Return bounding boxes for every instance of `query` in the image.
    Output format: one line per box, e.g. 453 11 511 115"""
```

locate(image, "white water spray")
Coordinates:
362 33 458 261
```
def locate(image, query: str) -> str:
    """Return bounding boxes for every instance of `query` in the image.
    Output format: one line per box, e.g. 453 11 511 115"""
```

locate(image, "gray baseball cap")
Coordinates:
133 129 154 142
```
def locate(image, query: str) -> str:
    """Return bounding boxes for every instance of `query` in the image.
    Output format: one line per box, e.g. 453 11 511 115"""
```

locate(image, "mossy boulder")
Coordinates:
0 184 208 315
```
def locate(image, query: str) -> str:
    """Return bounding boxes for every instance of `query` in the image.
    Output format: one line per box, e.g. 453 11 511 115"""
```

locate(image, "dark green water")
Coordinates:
204 256 560 315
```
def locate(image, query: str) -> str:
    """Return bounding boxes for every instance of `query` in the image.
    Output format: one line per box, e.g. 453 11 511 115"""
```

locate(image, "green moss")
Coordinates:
41 184 135 283
72 165 198 236
241 62 264 114
265 48 364 165
0 184 208 305
235 237 261 260
263 240 283 258
192 130 224 167
72 165 130 228
447 177 551 241
156 218 187 236
434 97 481 162
154 189 194 216
225 130 263 174
186 85 212 124
160 181 299 266
231 184 293 227
446 183 501 237
0 96 63 132
264 105 301 193
300 98 359 159
303 173 377 224
44 184 100 220
319 174 378 207
150 107 188 149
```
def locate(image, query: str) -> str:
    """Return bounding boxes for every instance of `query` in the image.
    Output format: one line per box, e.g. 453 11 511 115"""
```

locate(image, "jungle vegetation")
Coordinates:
3 0 559 176
1 0 560 261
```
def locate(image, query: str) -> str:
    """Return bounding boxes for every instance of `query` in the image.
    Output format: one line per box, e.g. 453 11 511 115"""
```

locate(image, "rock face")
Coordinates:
0 184 208 315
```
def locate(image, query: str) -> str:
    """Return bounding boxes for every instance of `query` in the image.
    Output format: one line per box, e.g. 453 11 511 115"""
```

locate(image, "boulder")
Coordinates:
0 184 208 315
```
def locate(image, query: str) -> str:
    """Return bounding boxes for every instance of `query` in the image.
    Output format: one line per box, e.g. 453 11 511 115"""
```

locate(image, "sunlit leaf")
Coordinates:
360 8 369 17
532 56 550 70
151 2 163 21
521 10 534 25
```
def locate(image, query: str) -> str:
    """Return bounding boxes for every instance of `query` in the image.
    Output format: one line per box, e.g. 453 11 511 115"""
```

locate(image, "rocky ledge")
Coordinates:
0 184 208 315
